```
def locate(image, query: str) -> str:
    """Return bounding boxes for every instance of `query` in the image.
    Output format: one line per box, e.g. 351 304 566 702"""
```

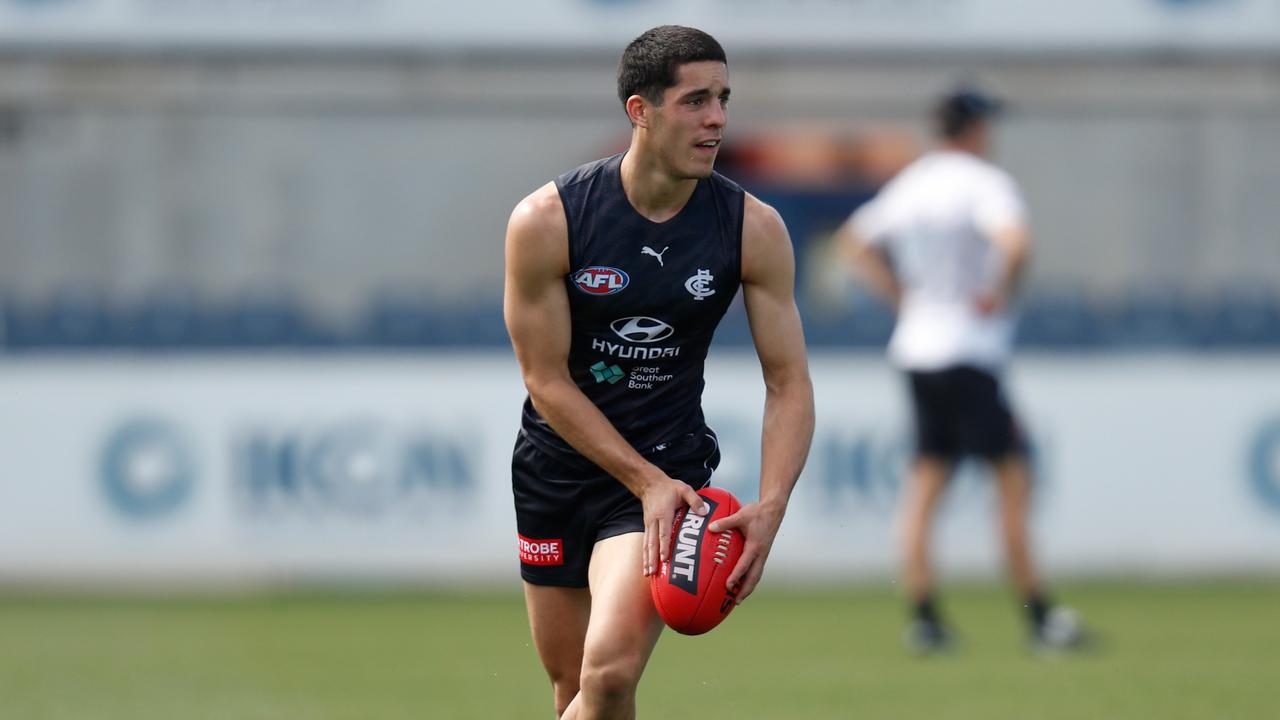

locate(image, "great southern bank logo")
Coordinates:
589 361 624 384
99 418 196 520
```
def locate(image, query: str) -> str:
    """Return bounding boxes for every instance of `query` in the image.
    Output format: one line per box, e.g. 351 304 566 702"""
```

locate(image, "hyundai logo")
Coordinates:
100 418 195 520
610 316 675 343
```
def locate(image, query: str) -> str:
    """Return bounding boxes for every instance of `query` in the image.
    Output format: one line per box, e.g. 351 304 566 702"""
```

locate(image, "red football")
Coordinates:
650 487 746 635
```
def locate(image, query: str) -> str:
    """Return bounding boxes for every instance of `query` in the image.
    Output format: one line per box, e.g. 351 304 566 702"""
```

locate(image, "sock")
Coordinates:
1026 592 1051 628
912 596 941 625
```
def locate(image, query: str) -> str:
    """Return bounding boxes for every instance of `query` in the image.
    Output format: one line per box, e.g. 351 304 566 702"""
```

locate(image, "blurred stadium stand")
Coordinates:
1 17 1279 353
5 283 1278 351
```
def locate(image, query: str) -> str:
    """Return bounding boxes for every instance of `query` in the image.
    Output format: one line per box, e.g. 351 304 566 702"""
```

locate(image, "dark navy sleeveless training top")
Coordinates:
520 152 744 462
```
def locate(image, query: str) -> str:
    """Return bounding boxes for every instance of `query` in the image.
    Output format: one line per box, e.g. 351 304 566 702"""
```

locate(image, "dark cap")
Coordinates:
934 87 1005 139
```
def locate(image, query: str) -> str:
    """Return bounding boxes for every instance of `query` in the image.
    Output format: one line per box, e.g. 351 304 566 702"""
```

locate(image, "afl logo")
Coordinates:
611 316 675 343
573 266 629 295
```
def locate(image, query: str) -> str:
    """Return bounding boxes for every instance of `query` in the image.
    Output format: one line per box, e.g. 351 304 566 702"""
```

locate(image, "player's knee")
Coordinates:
546 660 579 686
550 675 579 714
578 656 642 705
1001 521 1029 544
538 654 581 709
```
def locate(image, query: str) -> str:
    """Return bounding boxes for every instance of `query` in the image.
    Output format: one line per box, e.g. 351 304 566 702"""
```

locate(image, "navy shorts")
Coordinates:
906 365 1025 461
512 429 720 587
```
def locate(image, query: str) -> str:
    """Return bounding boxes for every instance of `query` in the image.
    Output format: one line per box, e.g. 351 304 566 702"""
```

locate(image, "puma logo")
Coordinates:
641 246 669 267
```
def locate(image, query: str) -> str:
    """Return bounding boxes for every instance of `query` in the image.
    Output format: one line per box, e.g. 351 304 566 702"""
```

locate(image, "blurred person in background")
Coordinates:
836 87 1086 654
504 25 814 717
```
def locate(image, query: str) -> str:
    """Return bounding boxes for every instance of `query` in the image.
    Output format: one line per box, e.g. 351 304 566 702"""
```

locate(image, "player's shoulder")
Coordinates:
740 192 793 282
742 192 788 242
708 168 745 196
508 181 568 252
507 182 569 274
873 152 936 199
951 151 1019 189
555 153 622 193
896 151 1020 202
510 181 564 227
969 160 1023 205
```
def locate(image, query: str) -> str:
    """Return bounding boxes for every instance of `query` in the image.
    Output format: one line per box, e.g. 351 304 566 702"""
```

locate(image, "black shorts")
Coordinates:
906 365 1025 461
512 429 720 588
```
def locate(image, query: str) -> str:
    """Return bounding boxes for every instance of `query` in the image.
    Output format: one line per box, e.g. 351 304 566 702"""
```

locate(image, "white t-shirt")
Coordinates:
851 150 1027 371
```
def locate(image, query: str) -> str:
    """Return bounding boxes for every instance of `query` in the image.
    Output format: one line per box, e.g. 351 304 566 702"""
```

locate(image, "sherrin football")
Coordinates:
650 487 745 635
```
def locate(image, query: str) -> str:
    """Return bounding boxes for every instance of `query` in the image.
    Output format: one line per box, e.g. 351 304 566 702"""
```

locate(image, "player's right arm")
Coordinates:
834 192 903 310
834 218 902 312
503 183 707 576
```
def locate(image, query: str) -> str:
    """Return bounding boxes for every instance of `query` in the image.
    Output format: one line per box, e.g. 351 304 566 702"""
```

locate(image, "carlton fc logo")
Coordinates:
573 266 629 295
610 316 675 343
685 268 715 300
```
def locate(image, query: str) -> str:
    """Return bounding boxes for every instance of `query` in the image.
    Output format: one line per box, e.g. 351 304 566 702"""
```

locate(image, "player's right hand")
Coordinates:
640 477 708 577
974 291 1006 316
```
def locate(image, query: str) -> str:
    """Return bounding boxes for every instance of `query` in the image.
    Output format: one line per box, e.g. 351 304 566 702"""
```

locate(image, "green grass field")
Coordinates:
2 580 1277 719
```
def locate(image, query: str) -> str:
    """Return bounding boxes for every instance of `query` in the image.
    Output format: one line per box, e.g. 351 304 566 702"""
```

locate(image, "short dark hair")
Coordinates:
617 25 727 107
934 88 1004 139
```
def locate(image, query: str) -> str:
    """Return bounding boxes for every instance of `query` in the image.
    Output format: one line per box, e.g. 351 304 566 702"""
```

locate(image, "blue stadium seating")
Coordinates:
2 285 1277 351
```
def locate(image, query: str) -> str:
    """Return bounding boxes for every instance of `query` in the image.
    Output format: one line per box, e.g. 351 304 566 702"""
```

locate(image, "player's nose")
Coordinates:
705 103 726 128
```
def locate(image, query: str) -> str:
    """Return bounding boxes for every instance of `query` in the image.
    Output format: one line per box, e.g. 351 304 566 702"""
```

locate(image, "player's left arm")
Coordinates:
709 194 815 603
975 173 1032 315
976 223 1031 315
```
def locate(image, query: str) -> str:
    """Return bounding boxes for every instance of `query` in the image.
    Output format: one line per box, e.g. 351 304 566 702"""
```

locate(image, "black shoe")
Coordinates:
1029 606 1094 655
904 619 954 655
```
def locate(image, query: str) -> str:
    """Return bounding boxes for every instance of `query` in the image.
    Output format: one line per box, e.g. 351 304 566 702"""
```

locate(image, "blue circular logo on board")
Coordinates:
1249 418 1280 515
100 418 196 520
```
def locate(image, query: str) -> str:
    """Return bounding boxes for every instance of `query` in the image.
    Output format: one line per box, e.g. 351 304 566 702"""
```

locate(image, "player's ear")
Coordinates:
626 95 651 129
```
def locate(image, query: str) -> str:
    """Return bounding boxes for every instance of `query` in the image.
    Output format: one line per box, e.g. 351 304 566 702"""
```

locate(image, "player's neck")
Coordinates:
940 136 987 158
619 147 698 223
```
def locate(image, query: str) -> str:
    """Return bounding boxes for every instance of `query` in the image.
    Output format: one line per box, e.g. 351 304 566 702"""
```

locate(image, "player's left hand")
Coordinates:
707 500 786 604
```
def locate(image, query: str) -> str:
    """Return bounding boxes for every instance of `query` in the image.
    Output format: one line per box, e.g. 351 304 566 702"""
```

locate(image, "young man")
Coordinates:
837 88 1085 654
504 26 814 718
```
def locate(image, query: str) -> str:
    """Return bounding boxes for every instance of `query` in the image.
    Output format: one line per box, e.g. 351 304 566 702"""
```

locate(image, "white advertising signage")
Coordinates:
1 353 1278 586
1 0 1279 52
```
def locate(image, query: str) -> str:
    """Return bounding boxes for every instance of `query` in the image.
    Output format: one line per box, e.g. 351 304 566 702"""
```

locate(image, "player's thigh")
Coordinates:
524 582 591 680
907 370 960 459
955 366 1022 459
992 455 1033 510
899 456 952 525
581 532 665 673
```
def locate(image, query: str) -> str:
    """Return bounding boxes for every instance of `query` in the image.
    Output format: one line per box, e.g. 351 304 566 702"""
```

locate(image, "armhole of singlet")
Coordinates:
553 178 579 273
732 184 746 285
